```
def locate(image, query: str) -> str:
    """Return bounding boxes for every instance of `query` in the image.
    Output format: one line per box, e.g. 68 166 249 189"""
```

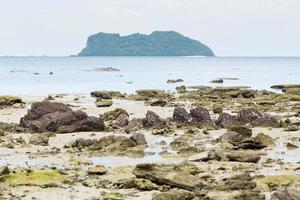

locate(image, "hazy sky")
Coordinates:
0 0 299 56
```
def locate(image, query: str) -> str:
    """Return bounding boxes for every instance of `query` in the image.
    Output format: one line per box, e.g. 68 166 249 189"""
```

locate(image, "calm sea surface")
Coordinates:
0 57 299 96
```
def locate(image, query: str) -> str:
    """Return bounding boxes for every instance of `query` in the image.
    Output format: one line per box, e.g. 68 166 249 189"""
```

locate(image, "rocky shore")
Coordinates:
1 85 300 200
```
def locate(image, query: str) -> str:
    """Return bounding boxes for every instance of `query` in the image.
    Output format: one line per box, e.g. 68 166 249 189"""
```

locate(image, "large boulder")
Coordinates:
20 101 105 133
190 107 215 128
142 111 166 128
172 107 193 124
238 109 263 123
217 113 243 128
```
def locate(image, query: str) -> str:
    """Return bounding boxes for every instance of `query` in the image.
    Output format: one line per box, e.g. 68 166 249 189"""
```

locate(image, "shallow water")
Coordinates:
0 56 299 95
91 134 177 168
267 138 300 163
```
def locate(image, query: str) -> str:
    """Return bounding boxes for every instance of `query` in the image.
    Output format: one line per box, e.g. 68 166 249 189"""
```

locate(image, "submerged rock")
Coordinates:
20 101 105 133
210 79 224 83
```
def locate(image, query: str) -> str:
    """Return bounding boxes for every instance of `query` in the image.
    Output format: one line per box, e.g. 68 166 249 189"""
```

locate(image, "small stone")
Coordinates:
87 165 107 175
0 166 10 175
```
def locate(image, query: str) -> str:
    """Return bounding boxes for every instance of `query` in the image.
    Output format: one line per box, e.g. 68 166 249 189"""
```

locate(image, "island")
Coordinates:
78 31 215 57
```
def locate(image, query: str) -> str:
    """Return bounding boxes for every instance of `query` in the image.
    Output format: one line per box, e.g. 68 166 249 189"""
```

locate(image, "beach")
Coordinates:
1 84 300 199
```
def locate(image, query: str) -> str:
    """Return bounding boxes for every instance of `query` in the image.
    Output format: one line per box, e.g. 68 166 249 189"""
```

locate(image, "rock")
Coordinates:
136 89 168 99
217 113 243 128
218 173 256 191
219 131 251 144
167 79 184 84
125 118 143 133
29 134 50 146
238 109 262 123
150 100 167 107
133 164 204 191
287 142 298 150
130 133 147 145
72 138 98 149
226 151 261 163
256 175 300 190
285 125 299 132
251 115 279 127
152 189 196 200
96 99 113 107
224 91 240 98
91 91 124 99
254 133 274 146
0 96 23 107
142 111 166 128
213 105 223 114
173 107 193 124
233 191 264 200
102 108 128 121
210 79 223 83
229 126 252 136
152 126 175 135
190 107 215 128
167 79 177 83
176 85 187 94
271 188 300 200
271 84 300 90
240 90 256 98
0 166 10 175
114 114 129 128
20 101 105 133
87 165 107 175
117 178 158 191
230 137 267 150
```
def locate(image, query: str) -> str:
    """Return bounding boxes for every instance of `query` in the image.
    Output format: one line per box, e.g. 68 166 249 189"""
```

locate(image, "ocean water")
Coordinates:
0 56 299 96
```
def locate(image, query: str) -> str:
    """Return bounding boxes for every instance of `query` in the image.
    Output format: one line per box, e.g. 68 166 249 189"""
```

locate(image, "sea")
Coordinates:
0 56 299 96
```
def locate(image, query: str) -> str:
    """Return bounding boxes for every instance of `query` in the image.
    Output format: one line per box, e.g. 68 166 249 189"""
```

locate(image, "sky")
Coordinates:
0 0 299 57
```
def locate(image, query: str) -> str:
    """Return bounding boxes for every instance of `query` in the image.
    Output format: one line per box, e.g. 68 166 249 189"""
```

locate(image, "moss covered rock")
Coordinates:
102 108 128 121
96 99 113 107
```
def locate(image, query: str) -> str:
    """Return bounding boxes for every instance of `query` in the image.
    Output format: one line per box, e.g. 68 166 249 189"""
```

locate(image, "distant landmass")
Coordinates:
78 31 215 57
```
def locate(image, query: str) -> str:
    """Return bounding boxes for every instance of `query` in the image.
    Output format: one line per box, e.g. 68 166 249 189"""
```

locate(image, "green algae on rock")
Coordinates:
0 170 67 187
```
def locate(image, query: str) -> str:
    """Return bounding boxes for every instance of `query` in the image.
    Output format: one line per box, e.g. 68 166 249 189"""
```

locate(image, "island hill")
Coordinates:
78 31 215 57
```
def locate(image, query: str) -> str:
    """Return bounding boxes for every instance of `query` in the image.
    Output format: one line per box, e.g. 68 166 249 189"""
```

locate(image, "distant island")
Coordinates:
78 31 215 57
